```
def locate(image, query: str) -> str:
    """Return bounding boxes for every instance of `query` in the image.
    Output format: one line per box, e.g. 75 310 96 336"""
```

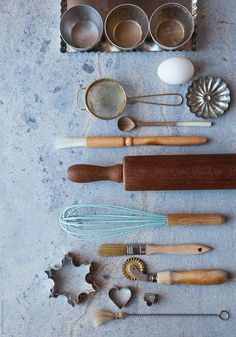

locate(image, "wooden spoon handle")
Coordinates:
157 270 227 285
68 164 123 183
167 214 225 226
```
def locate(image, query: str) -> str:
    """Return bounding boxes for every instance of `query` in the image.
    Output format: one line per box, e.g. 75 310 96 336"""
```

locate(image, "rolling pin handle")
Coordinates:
68 164 123 183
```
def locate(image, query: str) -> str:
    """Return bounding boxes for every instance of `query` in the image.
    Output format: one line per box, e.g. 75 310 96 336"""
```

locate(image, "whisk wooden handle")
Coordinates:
157 270 227 285
167 214 225 226
68 164 123 183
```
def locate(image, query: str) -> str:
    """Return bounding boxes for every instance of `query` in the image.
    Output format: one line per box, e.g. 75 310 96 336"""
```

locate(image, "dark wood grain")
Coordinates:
123 154 236 191
60 0 67 53
68 164 123 183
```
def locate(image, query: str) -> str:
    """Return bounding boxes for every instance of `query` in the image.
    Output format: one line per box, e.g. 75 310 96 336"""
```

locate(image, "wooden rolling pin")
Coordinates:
55 136 207 149
68 153 236 191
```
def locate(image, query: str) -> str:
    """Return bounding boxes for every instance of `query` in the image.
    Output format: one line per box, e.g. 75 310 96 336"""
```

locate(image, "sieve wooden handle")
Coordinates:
157 270 227 285
167 214 225 226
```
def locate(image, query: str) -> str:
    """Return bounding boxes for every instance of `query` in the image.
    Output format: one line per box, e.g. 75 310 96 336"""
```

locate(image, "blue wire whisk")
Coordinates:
59 204 224 241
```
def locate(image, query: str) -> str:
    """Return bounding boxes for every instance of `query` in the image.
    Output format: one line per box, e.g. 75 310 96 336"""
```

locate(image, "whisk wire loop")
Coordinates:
59 204 167 241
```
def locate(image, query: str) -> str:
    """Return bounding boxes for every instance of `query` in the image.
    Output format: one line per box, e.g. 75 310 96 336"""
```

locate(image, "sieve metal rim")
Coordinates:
84 78 128 120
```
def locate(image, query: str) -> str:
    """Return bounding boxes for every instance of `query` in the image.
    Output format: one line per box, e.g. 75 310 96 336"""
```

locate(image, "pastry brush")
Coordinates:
55 135 208 149
98 243 212 256
93 310 230 327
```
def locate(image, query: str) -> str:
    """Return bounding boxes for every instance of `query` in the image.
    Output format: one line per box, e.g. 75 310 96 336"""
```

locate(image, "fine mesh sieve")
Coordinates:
77 78 183 120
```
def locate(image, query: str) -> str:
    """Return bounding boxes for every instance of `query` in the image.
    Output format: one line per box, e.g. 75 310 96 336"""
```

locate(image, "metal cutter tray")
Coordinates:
60 0 198 53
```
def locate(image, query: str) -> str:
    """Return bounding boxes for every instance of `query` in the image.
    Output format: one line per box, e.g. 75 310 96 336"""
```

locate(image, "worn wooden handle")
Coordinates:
86 136 207 147
145 244 210 255
132 136 208 146
157 270 227 285
87 137 126 147
68 164 123 183
167 214 225 226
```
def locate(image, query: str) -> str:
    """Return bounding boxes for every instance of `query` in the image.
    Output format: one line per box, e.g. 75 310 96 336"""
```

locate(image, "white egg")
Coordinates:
158 57 194 85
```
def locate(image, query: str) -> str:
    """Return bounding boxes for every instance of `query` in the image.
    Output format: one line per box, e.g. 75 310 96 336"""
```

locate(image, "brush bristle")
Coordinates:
93 310 116 327
98 244 127 256
54 137 86 149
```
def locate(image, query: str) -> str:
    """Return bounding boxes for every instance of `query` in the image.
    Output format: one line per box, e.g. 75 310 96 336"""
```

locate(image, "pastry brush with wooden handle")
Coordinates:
55 135 208 149
98 243 212 256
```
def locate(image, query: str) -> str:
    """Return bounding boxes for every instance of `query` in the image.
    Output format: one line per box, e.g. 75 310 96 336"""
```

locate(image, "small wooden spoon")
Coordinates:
117 116 212 132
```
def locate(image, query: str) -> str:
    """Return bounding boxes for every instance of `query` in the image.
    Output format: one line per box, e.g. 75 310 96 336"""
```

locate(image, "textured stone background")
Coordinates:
1 0 236 336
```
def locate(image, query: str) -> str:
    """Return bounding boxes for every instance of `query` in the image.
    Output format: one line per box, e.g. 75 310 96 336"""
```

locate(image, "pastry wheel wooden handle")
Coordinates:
157 270 227 285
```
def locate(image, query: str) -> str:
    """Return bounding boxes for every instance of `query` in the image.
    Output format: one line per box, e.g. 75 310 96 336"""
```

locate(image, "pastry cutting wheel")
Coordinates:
122 257 146 280
122 258 227 285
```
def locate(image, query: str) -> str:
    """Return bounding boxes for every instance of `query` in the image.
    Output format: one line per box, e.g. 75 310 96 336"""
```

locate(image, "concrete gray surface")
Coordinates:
1 0 236 336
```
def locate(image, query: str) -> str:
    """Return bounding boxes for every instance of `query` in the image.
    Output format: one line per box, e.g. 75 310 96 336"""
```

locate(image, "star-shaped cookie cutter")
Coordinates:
45 252 98 306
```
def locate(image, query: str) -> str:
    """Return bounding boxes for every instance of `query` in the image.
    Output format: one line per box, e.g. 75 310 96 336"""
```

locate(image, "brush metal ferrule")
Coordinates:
127 244 146 255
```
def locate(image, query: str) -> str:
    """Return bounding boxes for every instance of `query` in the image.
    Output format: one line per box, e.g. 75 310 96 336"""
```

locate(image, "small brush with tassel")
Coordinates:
93 310 230 327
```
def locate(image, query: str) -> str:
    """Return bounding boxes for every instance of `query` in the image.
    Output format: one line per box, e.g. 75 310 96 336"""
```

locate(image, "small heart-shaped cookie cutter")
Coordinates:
108 286 132 309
